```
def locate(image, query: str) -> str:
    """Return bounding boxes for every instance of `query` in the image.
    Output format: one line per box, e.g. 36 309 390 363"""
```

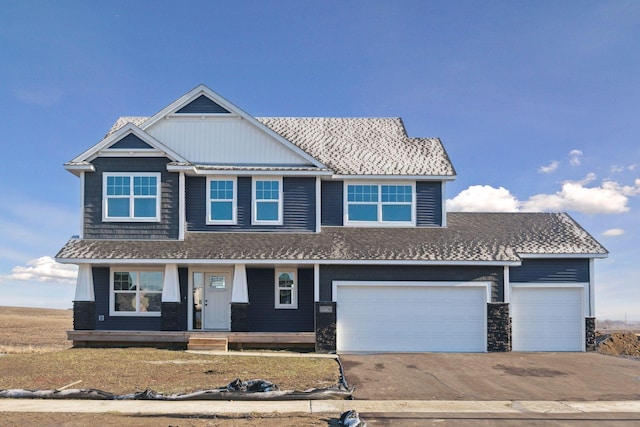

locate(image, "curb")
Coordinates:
1 399 640 414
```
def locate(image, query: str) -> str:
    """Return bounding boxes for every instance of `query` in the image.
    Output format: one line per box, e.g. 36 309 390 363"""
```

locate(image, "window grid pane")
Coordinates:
107 176 130 196
256 180 279 200
210 180 234 200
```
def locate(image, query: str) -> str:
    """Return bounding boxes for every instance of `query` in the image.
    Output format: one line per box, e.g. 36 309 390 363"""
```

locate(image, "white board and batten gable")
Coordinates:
66 84 328 174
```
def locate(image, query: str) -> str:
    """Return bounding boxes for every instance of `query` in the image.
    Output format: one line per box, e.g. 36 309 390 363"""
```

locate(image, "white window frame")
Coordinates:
344 181 415 226
252 177 283 225
275 268 298 309
206 176 237 225
109 267 164 317
103 172 161 222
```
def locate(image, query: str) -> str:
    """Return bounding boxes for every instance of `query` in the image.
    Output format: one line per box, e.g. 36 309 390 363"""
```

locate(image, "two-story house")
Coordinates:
56 84 608 353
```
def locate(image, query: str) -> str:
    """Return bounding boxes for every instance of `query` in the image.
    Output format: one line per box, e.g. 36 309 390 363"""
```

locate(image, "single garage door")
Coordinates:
335 282 488 353
511 286 584 352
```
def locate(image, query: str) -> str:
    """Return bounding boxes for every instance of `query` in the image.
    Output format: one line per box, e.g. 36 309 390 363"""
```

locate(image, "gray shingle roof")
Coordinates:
55 213 607 263
105 116 455 176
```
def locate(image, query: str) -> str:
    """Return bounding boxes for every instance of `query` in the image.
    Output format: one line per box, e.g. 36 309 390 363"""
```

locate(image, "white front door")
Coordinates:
203 272 232 330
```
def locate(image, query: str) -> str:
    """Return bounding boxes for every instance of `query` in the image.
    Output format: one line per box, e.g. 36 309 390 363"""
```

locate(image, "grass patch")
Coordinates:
0 306 72 354
0 348 339 394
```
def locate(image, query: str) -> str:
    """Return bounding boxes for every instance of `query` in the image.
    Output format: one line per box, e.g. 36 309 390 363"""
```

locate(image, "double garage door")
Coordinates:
511 286 585 352
335 282 489 353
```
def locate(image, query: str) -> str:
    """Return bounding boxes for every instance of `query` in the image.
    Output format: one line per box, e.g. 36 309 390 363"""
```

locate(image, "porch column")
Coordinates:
161 264 181 331
73 264 95 330
231 264 249 332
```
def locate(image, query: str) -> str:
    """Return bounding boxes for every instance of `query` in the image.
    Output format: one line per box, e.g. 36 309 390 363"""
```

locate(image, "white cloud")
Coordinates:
602 228 625 237
447 176 640 215
446 185 520 212
539 160 559 174
14 87 63 107
0 256 77 285
569 149 583 166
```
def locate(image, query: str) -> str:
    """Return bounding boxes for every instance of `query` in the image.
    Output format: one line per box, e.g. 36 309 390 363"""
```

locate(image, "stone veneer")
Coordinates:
487 302 511 352
73 301 96 330
315 302 337 353
585 317 596 351
160 302 181 331
231 303 250 332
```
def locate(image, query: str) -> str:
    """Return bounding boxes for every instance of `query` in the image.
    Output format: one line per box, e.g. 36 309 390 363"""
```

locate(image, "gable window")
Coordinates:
253 178 282 224
275 269 297 309
207 177 236 224
103 173 161 221
110 269 163 316
345 183 414 225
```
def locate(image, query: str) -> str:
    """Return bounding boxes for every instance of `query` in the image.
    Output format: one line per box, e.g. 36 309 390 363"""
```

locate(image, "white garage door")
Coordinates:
335 282 488 353
511 286 584 352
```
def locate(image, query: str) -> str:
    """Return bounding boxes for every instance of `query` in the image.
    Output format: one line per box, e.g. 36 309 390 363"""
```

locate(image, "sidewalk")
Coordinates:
1 399 640 415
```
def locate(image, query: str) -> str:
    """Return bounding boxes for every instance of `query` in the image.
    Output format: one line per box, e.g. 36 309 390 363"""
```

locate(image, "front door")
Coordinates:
202 272 232 330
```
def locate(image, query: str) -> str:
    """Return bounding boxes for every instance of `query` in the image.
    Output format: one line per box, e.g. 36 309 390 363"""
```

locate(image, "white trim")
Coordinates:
109 266 164 317
206 176 237 225
590 259 596 317
79 172 85 239
275 268 298 309
178 172 185 240
343 181 416 227
503 265 510 303
74 264 95 302
231 264 249 303
335 174 456 181
517 253 608 259
252 176 283 225
313 264 320 302
315 177 321 233
97 149 168 158
57 258 522 267
162 264 181 303
441 181 447 227
166 165 331 177
332 280 492 303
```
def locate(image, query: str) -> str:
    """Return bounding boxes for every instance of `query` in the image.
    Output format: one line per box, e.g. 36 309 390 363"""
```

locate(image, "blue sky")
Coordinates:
1 0 639 320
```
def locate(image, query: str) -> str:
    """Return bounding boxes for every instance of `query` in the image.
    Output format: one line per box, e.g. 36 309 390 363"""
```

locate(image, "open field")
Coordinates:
0 306 73 354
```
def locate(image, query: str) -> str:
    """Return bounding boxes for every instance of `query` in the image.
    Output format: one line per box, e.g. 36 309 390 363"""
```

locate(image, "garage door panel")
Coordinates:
336 284 487 353
511 287 584 352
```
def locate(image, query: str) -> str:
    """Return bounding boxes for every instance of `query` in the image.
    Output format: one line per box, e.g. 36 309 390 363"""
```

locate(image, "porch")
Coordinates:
67 330 316 351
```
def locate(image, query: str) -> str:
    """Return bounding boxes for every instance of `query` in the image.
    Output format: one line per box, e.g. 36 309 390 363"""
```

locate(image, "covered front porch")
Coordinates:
67 330 316 351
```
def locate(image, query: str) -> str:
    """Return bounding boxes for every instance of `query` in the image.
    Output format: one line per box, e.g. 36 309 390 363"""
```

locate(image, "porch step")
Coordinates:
187 336 228 351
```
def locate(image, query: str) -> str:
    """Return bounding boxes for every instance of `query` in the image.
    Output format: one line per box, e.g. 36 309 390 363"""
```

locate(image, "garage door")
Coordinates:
511 286 584 352
335 282 488 353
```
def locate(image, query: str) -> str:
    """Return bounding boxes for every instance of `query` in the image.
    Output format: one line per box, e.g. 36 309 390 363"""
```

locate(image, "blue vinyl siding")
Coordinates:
319 265 503 302
321 181 343 226
186 176 315 231
416 181 443 226
246 268 314 332
175 95 230 114
509 259 589 283
84 157 179 239
109 134 153 149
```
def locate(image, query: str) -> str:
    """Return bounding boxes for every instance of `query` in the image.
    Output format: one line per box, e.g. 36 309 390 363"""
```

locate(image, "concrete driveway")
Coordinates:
339 352 640 401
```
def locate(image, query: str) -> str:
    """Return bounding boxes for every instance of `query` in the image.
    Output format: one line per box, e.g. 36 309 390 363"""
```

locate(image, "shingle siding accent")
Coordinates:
92 267 161 331
186 176 315 232
175 95 230 114
84 157 179 240
319 265 503 302
416 181 442 226
509 259 589 283
246 268 314 332
321 181 343 226
109 134 152 149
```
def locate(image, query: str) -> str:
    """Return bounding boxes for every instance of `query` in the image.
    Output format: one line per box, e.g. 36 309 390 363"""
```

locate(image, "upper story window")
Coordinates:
110 269 163 316
345 183 415 226
253 178 282 225
207 177 236 224
103 173 161 222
